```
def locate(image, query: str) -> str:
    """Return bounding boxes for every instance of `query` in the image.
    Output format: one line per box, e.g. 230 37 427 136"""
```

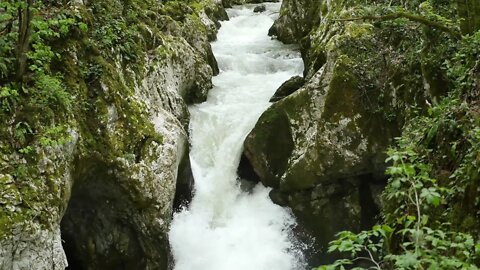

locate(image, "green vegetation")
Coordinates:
0 1 86 236
0 0 217 238
315 1 480 269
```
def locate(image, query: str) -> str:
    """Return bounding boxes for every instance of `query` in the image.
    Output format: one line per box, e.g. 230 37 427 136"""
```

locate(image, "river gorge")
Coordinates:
169 3 305 270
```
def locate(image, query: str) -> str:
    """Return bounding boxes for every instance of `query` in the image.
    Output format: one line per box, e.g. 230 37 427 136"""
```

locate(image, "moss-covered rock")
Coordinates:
244 0 453 261
0 0 229 269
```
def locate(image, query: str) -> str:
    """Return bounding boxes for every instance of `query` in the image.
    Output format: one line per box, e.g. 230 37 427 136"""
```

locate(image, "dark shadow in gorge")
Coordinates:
237 153 261 182
300 173 386 268
265 172 386 268
173 148 194 212
60 157 168 270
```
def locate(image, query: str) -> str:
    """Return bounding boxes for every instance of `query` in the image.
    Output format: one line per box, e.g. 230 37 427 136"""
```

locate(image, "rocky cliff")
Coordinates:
244 0 457 262
0 0 227 269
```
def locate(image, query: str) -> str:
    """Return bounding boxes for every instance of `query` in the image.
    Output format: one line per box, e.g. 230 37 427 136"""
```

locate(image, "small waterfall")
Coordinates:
168 3 305 270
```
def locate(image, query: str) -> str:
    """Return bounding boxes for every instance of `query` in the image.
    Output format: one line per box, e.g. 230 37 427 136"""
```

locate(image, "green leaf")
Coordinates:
79 22 88 32
394 252 418 268
475 244 480 255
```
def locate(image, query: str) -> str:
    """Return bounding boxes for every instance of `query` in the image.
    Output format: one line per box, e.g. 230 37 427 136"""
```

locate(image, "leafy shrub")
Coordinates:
316 1 480 268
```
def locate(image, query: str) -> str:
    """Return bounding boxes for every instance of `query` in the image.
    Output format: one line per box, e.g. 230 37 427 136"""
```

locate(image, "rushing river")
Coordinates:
168 3 305 270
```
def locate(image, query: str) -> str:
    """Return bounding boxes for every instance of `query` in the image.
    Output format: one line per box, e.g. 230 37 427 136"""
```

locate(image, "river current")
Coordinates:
168 3 305 269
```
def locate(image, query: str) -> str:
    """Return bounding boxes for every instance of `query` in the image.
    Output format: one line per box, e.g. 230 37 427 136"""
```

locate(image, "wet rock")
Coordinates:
244 52 393 255
254 5 266 13
222 0 233 8
237 153 261 183
61 140 186 270
270 76 305 102
268 189 289 206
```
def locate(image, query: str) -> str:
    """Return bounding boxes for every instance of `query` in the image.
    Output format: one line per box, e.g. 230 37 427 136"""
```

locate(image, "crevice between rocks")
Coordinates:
173 148 194 212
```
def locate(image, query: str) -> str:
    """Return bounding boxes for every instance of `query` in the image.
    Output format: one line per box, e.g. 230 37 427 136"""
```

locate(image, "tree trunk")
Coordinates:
16 0 33 87
457 0 480 35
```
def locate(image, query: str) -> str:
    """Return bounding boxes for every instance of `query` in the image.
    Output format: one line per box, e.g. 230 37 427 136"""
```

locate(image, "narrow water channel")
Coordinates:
168 3 305 269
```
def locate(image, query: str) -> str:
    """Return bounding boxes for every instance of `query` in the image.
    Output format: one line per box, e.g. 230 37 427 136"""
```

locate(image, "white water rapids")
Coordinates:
168 3 305 270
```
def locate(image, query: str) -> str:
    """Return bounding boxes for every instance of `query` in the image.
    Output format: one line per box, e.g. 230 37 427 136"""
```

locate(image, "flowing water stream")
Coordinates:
168 3 305 269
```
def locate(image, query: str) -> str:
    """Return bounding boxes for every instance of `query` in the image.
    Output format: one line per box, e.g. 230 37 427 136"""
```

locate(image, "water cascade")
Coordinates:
169 3 305 269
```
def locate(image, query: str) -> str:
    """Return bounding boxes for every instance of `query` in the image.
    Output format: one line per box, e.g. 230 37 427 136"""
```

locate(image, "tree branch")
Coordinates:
16 0 34 88
334 11 461 39
365 248 382 270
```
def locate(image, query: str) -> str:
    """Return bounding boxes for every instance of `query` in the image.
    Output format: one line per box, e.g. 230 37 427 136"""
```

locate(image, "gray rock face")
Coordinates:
245 57 397 192
60 105 190 269
1 226 68 270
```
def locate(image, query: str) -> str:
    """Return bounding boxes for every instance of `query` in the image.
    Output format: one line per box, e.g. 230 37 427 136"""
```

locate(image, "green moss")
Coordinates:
161 1 195 22
0 0 216 242
322 55 358 120
245 104 294 188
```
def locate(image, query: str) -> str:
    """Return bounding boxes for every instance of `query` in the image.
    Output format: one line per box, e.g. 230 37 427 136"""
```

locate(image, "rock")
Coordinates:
222 0 233 8
0 133 78 270
0 0 227 269
253 5 266 13
56 2 220 266
0 174 21 206
249 0 279 3
245 58 397 191
268 0 322 44
60 110 189 269
270 76 305 102
245 0 440 260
